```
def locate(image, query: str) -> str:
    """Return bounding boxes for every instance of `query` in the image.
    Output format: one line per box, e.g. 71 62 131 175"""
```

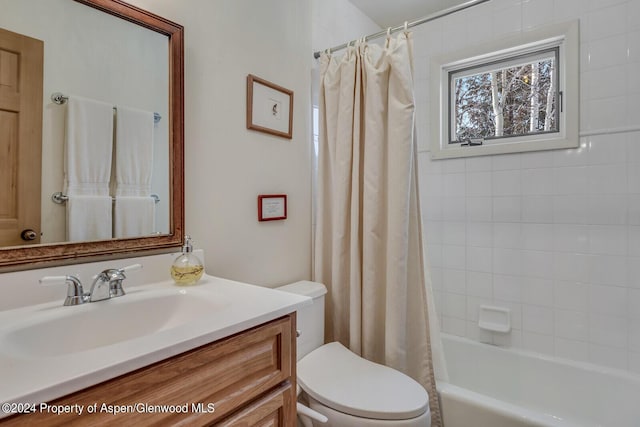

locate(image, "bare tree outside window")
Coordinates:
450 48 559 143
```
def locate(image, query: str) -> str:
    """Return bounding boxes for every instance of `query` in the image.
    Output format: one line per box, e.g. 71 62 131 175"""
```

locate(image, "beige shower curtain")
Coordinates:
314 32 443 426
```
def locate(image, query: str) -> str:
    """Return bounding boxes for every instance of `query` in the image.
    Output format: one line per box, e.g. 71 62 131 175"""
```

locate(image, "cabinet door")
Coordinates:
215 382 295 427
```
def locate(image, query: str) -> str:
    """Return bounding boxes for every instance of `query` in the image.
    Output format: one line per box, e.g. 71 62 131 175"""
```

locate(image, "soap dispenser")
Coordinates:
170 235 204 286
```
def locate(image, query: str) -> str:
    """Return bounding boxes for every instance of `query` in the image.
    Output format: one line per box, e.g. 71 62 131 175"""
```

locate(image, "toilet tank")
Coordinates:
276 281 326 360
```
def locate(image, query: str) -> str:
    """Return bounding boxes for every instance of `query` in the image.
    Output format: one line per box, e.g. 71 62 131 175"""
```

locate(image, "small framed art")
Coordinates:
258 194 287 221
246 74 293 139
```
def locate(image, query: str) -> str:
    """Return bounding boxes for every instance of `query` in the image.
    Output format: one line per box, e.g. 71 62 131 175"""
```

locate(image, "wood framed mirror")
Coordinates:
0 0 184 270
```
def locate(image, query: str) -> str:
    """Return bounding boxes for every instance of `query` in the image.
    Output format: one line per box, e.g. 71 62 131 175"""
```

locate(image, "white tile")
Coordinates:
493 222 522 249
586 33 629 70
443 292 467 319
553 166 588 195
423 220 443 245
421 172 442 198
442 158 466 174
522 196 554 223
422 195 443 221
443 245 466 270
555 309 589 341
523 0 554 29
523 305 554 335
428 267 443 291
629 133 640 164
443 268 467 294
587 164 628 195
467 222 493 247
467 172 492 197
584 66 628 100
630 227 640 257
466 295 494 321
553 195 589 224
522 277 554 307
553 224 589 253
493 273 522 302
587 133 627 164
522 331 555 355
467 197 493 222
629 259 640 289
466 321 494 343
629 164 640 194
426 243 442 268
630 321 640 352
587 3 628 41
630 195 640 225
466 246 492 273
493 170 522 196
629 30 640 64
586 96 628 130
493 248 523 276
467 271 493 298
522 224 554 251
555 280 589 311
443 221 466 246
588 284 628 316
588 313 628 348
443 173 466 197
493 329 523 349
493 197 522 222
588 255 628 287
586 195 628 225
465 156 493 172
522 250 555 279
443 316 467 337
553 253 590 283
492 153 522 170
628 289 640 319
493 300 523 331
520 150 554 169
631 353 640 376
442 197 466 222
522 168 555 195
588 343 628 370
588 225 628 256
555 338 588 362
553 140 588 167
491 1 523 36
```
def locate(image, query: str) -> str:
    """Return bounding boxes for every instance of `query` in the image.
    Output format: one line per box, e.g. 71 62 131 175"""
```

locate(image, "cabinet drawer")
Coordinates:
0 314 295 426
215 382 294 427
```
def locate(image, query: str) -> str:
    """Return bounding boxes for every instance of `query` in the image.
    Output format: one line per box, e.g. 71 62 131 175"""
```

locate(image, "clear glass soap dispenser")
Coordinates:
170 235 204 286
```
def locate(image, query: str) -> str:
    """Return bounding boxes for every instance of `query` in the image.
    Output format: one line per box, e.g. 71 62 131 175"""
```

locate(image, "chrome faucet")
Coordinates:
40 264 142 306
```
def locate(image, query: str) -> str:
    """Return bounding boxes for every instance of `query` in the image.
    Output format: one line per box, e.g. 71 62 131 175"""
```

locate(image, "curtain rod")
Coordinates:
313 0 491 59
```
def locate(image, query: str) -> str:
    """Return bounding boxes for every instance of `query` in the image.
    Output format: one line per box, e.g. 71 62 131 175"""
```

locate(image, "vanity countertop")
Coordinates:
0 274 310 415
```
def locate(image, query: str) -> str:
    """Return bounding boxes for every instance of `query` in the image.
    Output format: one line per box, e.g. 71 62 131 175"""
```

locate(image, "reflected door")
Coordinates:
0 27 43 246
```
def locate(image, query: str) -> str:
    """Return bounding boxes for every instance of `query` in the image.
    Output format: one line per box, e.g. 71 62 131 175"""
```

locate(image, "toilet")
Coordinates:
277 281 431 426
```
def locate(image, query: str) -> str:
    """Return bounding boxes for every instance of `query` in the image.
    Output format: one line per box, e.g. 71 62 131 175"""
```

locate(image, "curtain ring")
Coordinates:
386 27 391 37
404 21 409 31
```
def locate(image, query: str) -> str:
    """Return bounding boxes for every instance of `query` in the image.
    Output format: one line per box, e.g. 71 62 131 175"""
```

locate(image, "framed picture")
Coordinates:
258 194 287 221
246 74 293 139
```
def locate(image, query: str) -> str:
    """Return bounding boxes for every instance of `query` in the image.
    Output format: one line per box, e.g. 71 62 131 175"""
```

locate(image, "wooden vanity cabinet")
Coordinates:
0 314 297 426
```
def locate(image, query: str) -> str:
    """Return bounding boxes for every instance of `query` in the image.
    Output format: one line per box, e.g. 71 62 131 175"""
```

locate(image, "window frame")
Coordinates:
430 21 579 159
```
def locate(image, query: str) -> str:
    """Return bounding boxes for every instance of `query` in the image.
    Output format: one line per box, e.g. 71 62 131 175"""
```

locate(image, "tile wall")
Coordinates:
414 0 640 373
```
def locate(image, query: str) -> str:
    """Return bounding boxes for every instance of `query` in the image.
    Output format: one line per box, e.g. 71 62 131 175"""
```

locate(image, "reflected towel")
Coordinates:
66 196 112 242
115 106 154 197
114 196 156 238
64 96 114 196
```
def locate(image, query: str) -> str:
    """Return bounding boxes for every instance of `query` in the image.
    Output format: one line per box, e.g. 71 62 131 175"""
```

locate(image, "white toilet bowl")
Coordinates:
297 342 431 426
277 281 431 426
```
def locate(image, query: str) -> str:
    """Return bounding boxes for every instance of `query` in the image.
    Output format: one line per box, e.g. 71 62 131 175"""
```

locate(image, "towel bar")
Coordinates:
52 192 160 204
51 92 161 124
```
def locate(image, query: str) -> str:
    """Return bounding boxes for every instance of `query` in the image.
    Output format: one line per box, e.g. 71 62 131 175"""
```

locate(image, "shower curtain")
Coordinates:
314 32 444 426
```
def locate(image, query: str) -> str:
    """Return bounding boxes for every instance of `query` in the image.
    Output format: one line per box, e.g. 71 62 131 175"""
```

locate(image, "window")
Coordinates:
430 21 579 159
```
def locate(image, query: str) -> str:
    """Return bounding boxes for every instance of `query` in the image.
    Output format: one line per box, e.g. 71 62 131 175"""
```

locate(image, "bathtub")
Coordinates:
437 334 640 427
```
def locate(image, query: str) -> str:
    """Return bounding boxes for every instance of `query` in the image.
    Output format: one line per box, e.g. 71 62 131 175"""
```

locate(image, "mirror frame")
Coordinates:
0 0 184 270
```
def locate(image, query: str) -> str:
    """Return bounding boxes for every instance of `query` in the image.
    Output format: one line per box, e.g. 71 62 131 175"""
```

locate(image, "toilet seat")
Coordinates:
297 342 429 420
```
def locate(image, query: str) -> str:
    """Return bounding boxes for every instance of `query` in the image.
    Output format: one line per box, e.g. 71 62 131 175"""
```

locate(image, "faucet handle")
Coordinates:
40 275 87 306
119 263 143 275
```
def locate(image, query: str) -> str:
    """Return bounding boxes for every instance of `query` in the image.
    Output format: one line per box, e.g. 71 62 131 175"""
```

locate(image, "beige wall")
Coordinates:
128 0 313 287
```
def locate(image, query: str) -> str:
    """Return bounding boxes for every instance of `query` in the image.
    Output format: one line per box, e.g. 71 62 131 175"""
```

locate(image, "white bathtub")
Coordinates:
437 334 640 427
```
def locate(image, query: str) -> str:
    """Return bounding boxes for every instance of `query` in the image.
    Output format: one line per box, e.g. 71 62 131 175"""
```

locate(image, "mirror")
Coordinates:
0 0 184 269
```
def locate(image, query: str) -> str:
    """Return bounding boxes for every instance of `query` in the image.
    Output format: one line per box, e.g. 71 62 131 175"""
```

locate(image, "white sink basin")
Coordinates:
0 288 226 358
0 275 310 413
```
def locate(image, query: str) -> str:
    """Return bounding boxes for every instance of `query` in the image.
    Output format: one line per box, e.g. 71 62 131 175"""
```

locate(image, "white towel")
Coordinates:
114 197 156 238
66 196 113 242
115 105 154 197
64 96 114 196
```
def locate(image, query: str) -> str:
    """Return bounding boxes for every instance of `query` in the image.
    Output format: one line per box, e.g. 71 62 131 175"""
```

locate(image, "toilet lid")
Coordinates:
297 342 429 420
